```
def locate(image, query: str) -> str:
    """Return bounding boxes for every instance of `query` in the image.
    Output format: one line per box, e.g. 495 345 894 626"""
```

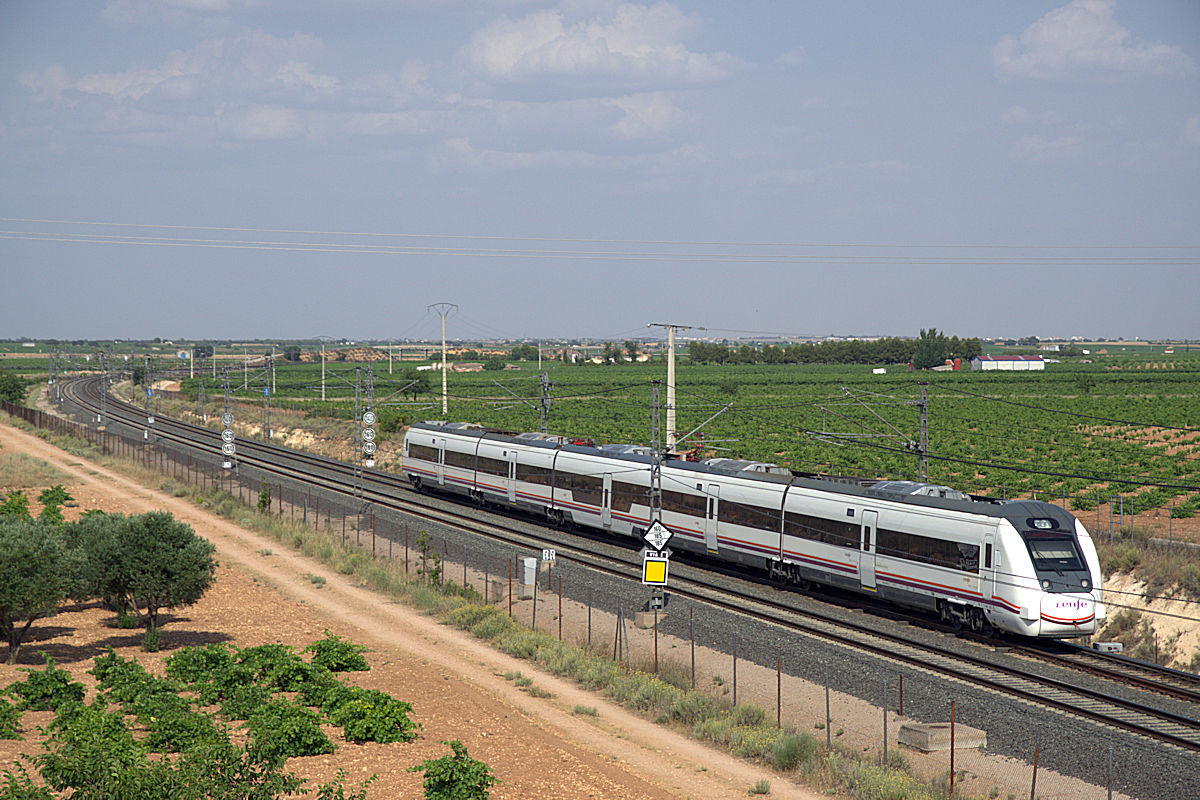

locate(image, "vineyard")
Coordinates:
161 355 1200 523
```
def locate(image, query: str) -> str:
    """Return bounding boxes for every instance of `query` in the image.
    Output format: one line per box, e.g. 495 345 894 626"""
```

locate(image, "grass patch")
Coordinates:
307 574 326 589
0 451 66 489
572 705 598 717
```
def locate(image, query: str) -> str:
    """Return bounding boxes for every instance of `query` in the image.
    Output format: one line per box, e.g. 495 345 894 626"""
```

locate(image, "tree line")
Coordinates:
688 332 982 366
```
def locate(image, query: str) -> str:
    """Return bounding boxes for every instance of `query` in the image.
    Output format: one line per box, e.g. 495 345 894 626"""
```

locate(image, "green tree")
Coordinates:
0 518 68 664
121 512 217 639
0 372 25 404
482 358 506 372
283 346 302 362
410 740 496 800
623 340 640 362
912 328 950 370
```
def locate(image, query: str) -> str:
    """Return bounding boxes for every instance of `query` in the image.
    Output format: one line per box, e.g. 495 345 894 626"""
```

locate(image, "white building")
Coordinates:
971 355 1045 371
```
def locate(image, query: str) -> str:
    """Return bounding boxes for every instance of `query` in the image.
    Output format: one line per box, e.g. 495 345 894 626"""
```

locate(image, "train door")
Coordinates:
705 484 720 553
983 531 995 600
601 473 613 528
859 510 877 590
507 451 517 503
436 440 445 487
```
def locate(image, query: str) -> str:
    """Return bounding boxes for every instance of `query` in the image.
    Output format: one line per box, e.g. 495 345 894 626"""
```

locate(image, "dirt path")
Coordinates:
0 420 821 800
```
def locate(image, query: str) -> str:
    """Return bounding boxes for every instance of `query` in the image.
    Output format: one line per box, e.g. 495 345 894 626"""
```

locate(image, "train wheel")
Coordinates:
938 602 959 629
410 476 423 492
968 609 993 636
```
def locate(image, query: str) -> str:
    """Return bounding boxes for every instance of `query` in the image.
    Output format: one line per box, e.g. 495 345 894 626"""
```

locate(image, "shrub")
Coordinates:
409 740 497 800
5 654 85 711
771 732 818 771
165 642 236 685
246 699 335 764
326 689 420 744
304 630 369 673
0 695 22 739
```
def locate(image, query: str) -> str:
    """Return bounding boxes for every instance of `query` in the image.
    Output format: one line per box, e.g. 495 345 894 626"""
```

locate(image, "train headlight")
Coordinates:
1081 579 1090 589
1041 580 1051 589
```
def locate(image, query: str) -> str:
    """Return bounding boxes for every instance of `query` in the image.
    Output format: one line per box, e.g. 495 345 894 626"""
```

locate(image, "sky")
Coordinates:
1 0 1198 344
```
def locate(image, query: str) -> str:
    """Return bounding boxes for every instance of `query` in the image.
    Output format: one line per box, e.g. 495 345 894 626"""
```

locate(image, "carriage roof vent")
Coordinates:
703 457 790 477
443 422 484 431
870 480 967 501
517 432 568 443
598 444 653 456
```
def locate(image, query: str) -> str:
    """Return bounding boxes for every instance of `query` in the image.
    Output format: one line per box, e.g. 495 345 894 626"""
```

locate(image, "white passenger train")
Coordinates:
402 421 1105 638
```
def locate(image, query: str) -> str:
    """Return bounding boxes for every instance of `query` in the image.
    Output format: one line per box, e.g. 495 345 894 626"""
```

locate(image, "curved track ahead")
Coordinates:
50 377 1200 753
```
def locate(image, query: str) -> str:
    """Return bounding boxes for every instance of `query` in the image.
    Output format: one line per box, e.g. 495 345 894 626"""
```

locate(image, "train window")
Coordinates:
876 528 980 573
663 490 705 516
985 543 993 569
408 443 439 463
516 464 552 485
720 500 781 532
612 481 648 512
444 450 474 469
477 456 507 476
784 512 858 548
1025 538 1084 572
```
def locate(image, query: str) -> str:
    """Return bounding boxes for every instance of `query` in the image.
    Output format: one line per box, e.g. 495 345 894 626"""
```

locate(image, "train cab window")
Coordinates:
1025 537 1084 572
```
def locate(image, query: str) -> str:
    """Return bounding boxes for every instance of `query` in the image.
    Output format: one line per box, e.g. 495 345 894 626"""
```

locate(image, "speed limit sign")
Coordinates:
221 412 234 427
221 429 235 443
362 427 376 442
222 442 235 456
363 411 376 426
363 441 376 455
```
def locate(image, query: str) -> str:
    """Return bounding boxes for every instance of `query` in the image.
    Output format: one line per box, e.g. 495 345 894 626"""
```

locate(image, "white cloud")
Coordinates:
229 105 304 140
608 92 683 139
993 0 1194 81
465 3 736 86
1001 106 1064 126
1186 115 1200 147
1010 134 1084 163
777 46 805 66
439 137 606 170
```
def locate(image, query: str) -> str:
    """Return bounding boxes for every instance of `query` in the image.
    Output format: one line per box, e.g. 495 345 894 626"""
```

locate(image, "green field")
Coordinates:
166 354 1200 516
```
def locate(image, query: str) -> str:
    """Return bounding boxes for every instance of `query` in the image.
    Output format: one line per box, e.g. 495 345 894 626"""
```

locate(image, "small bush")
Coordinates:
304 630 369 672
5 654 85 711
748 779 770 795
165 642 236 685
410 739 497 800
0 696 22 739
326 688 420 744
572 705 597 716
771 732 818 771
246 698 335 764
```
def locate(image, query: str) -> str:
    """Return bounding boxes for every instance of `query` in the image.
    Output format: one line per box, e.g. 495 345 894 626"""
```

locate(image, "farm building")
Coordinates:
971 355 1045 371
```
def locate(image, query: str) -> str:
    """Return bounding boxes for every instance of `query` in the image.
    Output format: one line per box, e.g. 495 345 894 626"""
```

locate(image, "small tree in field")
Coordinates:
0 518 67 664
121 512 217 646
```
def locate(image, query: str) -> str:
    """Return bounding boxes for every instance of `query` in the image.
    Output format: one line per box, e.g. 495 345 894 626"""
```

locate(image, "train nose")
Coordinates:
1039 593 1097 635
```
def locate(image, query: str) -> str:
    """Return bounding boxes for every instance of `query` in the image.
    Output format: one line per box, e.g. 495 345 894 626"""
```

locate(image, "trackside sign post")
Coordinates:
642 553 669 586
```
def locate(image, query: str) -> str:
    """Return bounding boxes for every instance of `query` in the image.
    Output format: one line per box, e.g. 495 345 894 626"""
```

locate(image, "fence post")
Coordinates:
882 678 888 768
776 655 781 728
950 700 955 797
732 643 737 706
1030 730 1039 800
690 607 695 690
825 662 831 750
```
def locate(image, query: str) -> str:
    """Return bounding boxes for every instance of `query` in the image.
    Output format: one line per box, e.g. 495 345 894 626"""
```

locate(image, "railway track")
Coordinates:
50 377 1200 754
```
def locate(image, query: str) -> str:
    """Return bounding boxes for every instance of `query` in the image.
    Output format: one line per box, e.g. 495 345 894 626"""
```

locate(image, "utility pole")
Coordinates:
428 302 457 416
650 381 662 522
190 347 194 380
538 372 554 433
647 322 703 450
917 383 929 481
321 341 326 401
271 345 276 396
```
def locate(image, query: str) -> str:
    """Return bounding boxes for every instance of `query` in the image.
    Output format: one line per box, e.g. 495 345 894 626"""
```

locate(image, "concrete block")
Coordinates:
486 580 505 603
898 722 986 752
632 611 666 629
518 583 535 601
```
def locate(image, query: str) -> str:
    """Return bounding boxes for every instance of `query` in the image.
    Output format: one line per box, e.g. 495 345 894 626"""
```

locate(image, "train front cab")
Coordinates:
995 508 1106 637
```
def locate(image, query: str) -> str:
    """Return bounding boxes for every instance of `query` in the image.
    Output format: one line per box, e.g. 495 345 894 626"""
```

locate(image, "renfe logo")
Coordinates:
1054 599 1090 611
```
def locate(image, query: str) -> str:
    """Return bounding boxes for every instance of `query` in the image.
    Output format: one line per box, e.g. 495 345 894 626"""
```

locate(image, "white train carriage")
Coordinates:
401 422 1105 639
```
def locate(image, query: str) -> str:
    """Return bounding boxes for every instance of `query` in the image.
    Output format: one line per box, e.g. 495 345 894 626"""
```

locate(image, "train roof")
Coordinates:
408 421 1077 525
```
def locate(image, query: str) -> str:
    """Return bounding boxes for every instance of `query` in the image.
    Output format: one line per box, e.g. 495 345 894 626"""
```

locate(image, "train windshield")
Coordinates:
1024 536 1085 573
